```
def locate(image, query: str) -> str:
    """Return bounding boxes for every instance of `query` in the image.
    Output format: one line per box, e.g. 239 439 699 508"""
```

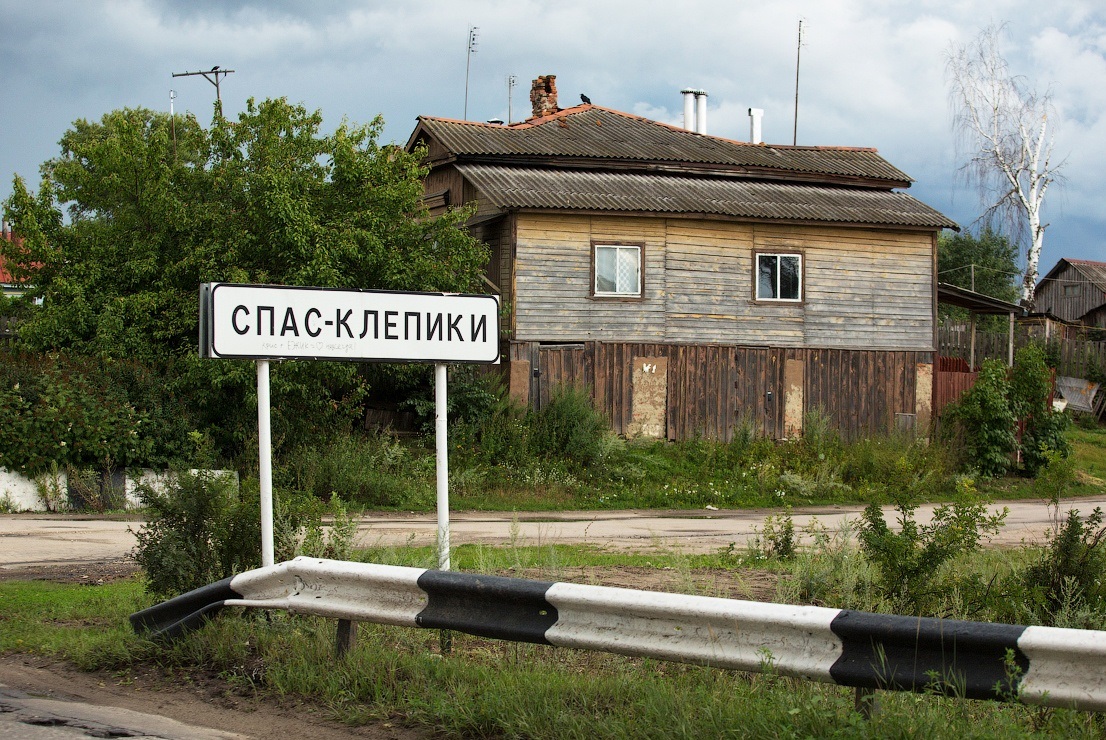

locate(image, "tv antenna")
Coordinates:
792 19 804 146
464 26 479 120
172 66 235 102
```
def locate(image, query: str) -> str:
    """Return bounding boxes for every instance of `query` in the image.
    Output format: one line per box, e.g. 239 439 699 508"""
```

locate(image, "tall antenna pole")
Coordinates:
507 74 517 124
792 19 803 146
169 89 177 160
464 26 479 120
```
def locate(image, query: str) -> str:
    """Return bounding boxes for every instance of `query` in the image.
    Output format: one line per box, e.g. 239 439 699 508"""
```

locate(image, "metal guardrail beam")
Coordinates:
131 557 1106 710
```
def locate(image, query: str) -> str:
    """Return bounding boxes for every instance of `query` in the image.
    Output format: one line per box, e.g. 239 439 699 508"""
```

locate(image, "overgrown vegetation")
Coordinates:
1 101 490 466
132 471 357 598
8 533 1106 737
942 343 1071 478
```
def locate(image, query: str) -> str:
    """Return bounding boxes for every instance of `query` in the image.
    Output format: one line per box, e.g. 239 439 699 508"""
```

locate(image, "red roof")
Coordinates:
0 231 28 285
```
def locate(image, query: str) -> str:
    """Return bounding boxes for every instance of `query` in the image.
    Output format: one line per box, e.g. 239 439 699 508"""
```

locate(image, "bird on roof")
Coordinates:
580 94 591 105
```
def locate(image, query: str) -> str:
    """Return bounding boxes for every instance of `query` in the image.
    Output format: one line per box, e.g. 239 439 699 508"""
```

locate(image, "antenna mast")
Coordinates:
507 74 517 123
169 89 177 159
792 19 803 146
464 26 479 120
172 66 235 103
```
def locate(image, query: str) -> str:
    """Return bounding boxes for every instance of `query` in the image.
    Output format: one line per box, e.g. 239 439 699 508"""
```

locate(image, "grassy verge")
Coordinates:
278 423 1106 513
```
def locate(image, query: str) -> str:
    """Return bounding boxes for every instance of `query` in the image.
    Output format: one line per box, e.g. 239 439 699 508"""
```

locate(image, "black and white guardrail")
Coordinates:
130 557 1106 710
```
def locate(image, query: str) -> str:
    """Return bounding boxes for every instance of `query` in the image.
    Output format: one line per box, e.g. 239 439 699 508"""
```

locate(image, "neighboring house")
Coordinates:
1034 258 1106 330
406 76 957 441
0 224 31 300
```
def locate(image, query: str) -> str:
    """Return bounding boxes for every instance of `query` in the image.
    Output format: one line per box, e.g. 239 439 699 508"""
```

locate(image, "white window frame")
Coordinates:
593 244 642 298
755 252 803 302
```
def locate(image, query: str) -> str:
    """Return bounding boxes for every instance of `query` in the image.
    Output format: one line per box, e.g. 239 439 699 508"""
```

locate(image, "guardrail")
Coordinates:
131 557 1106 710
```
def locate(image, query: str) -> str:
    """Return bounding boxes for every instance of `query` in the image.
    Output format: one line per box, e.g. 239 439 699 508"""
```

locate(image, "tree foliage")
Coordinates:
946 24 1064 307
2 100 490 462
937 229 1019 328
937 229 1018 301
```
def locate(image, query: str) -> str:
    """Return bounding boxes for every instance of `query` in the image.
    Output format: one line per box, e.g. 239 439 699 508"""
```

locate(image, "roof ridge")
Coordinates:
427 106 880 154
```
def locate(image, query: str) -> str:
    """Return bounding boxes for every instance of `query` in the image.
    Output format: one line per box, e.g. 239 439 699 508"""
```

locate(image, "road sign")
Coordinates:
200 283 499 363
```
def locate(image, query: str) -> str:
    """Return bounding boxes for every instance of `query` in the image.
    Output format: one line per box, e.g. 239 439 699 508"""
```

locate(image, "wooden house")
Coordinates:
1034 259 1106 330
406 76 957 441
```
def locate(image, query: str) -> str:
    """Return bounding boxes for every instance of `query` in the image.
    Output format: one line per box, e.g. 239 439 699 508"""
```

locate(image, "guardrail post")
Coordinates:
854 687 878 719
336 618 358 658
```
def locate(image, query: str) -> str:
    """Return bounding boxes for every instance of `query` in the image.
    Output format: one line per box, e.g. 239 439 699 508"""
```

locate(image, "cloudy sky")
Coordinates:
2 0 1103 276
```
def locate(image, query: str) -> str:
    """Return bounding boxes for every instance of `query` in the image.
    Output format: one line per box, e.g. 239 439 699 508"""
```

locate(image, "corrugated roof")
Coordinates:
456 164 958 229
416 106 913 186
1068 259 1106 294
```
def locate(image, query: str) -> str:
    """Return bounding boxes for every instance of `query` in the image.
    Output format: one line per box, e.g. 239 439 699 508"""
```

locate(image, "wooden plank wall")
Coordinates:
513 341 925 442
513 214 934 351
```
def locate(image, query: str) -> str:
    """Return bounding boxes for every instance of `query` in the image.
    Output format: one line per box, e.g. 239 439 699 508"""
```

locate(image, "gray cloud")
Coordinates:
1 0 1102 269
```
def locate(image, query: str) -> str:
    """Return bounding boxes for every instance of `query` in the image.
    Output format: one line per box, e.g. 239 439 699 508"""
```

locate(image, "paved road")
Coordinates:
4 496 1106 568
0 684 244 739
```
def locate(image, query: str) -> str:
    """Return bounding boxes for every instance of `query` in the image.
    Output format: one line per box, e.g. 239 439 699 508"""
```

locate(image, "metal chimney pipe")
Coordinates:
681 89 696 131
748 107 764 144
695 91 708 135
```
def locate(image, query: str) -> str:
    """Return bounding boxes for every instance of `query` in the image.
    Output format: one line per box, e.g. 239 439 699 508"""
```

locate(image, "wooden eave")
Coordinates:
482 204 945 234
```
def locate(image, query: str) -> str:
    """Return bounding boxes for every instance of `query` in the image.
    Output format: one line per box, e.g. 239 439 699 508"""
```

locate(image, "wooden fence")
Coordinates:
938 327 1106 380
510 341 927 442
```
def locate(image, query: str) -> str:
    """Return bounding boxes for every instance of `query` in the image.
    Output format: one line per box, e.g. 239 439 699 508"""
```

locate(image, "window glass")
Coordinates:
595 245 641 296
756 253 802 301
758 255 778 299
780 256 801 299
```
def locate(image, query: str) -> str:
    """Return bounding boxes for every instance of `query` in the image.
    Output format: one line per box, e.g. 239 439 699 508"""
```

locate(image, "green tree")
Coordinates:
2 100 490 461
938 228 1019 312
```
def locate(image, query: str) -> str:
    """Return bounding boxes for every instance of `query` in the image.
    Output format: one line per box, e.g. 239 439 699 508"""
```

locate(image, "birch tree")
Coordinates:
947 25 1063 308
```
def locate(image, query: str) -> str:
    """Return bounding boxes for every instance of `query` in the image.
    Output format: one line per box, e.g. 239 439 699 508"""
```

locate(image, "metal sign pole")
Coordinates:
257 360 275 567
435 363 450 571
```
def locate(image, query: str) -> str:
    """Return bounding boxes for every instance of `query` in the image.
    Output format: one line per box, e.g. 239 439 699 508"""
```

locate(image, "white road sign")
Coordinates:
200 283 499 363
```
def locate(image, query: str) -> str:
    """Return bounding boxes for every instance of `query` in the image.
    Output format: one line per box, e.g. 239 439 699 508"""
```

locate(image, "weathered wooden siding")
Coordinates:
1034 262 1106 325
511 341 929 441
803 349 921 439
513 214 933 350
514 215 668 341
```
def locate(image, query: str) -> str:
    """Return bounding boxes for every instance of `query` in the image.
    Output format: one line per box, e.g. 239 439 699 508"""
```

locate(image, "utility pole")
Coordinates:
507 74 517 124
172 66 235 103
793 19 804 146
464 26 479 120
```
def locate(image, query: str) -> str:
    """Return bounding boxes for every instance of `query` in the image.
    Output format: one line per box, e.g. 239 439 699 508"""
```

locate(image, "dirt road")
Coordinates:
3 496 1105 571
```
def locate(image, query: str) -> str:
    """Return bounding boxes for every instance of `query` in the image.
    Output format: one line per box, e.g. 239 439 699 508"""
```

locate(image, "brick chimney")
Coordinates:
530 75 558 119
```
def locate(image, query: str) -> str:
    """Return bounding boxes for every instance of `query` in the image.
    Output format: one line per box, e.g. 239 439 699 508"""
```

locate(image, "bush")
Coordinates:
131 471 257 598
0 349 195 475
1021 508 1106 627
282 433 433 508
1012 343 1072 475
857 478 1006 614
941 359 1017 477
132 471 362 598
527 386 610 468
